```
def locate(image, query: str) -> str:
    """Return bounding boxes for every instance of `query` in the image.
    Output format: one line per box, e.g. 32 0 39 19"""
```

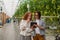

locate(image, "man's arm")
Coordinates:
38 21 45 30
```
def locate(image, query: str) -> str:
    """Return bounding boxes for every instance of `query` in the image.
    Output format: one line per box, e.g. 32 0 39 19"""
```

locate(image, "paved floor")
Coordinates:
0 28 3 40
0 20 55 40
2 21 16 40
46 35 55 40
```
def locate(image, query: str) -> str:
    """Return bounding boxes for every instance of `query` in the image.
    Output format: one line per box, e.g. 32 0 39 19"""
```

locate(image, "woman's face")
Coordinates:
27 13 32 20
34 13 39 19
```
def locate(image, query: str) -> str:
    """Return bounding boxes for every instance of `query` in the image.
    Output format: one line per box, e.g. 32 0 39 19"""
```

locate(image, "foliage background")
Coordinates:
13 0 60 34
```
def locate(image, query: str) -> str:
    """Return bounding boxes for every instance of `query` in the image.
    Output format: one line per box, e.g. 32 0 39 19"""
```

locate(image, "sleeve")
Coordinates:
25 22 33 33
25 28 33 33
19 20 33 32
19 20 27 31
42 21 45 29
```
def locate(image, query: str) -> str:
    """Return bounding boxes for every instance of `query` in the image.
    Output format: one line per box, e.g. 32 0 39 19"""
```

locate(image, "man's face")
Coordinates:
34 13 39 19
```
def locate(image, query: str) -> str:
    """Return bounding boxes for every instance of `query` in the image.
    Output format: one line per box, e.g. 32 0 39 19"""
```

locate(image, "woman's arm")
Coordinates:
20 20 27 31
26 26 34 33
20 20 34 33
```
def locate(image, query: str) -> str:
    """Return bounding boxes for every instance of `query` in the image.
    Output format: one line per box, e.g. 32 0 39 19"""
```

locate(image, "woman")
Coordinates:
20 12 34 40
33 11 45 40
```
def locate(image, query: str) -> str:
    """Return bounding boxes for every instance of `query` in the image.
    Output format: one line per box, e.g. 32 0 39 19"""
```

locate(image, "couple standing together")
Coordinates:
19 11 45 40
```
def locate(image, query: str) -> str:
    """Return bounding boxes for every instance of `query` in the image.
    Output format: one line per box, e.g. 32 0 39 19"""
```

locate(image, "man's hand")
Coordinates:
30 25 35 30
34 24 45 30
34 24 38 27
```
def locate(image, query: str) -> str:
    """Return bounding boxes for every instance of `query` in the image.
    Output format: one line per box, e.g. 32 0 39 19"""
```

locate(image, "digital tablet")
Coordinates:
30 22 37 28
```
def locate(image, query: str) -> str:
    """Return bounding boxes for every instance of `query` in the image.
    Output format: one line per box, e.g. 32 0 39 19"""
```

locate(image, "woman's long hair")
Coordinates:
23 12 32 21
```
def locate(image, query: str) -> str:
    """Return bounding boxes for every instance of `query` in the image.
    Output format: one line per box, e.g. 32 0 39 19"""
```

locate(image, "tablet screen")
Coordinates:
30 22 37 28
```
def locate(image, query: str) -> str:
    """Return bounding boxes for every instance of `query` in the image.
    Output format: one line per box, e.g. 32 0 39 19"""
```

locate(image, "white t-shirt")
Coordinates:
35 20 40 34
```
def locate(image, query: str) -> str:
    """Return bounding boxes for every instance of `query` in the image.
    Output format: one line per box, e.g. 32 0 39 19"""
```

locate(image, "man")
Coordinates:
33 11 45 40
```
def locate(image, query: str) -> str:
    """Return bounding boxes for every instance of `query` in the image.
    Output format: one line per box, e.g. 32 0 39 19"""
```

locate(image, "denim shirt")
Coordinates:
32 19 45 36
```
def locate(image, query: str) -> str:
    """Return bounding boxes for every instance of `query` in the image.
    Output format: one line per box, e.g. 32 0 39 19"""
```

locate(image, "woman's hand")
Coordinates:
27 19 30 23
